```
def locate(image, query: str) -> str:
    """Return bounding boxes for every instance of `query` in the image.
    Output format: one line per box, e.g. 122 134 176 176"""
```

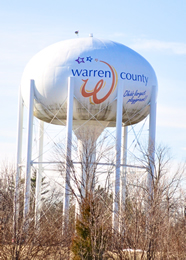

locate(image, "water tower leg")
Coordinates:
113 81 123 232
13 85 24 240
148 86 157 198
35 120 44 229
78 139 86 198
24 79 34 226
121 125 128 210
120 125 128 235
90 144 96 192
63 77 74 231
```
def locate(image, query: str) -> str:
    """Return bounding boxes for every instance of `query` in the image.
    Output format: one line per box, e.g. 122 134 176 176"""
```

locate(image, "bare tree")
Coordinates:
55 130 115 259
111 145 186 260
1 140 185 259
0 162 74 260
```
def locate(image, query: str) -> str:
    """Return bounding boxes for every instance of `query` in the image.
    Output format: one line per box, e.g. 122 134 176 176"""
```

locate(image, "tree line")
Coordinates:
0 142 186 259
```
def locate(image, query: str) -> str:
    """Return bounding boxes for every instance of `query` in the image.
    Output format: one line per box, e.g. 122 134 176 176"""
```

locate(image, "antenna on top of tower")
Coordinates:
75 30 79 37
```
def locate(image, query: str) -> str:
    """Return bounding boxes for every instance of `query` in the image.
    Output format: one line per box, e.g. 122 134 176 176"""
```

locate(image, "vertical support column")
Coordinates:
148 86 157 198
63 77 74 230
90 142 96 193
78 139 86 198
35 120 44 228
120 125 128 235
113 80 123 232
24 79 34 224
13 85 24 240
121 125 128 210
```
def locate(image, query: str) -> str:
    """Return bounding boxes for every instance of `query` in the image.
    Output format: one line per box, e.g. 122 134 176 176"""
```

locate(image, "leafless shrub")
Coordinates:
113 145 186 260
1 140 186 259
0 162 74 259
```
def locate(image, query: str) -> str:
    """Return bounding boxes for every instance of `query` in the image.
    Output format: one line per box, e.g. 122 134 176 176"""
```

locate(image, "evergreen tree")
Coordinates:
71 189 112 260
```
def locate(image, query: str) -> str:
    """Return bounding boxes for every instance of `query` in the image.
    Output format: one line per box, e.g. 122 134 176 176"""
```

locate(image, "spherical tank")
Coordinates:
21 37 158 126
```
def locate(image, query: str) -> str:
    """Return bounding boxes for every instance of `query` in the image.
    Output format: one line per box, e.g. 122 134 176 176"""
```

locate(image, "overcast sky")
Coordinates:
0 0 186 164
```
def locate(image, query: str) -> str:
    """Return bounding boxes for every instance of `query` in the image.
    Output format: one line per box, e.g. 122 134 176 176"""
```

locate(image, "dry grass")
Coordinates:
0 246 147 260
0 245 72 260
104 250 147 260
1 245 186 260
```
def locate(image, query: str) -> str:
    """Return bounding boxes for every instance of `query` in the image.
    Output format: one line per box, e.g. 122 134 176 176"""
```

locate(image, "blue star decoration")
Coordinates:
75 57 85 64
86 56 93 62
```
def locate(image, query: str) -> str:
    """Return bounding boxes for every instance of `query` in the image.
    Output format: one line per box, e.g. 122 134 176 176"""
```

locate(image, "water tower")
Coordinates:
14 35 157 232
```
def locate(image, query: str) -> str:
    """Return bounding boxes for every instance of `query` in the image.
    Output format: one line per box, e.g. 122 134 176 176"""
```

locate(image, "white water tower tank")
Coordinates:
21 37 158 126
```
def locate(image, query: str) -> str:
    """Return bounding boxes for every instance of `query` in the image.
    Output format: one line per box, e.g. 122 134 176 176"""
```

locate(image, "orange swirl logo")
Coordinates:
80 61 118 105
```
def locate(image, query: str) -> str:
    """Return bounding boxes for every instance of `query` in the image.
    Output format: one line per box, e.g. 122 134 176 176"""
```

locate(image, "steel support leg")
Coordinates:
14 85 24 240
148 86 157 199
113 80 123 232
35 120 44 228
63 77 74 232
24 80 34 225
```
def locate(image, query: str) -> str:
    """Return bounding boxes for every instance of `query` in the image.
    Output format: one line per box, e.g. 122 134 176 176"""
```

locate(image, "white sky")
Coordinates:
0 0 186 164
